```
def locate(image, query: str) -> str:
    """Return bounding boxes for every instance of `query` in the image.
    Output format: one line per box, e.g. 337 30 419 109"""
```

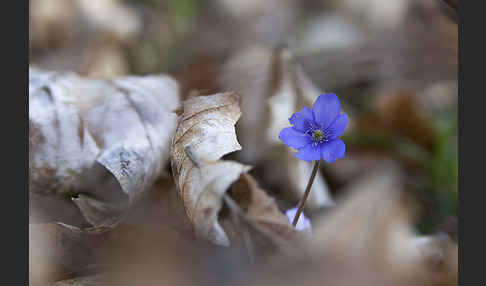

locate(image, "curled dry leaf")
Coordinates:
220 45 333 209
221 173 303 253
170 92 251 246
29 67 179 227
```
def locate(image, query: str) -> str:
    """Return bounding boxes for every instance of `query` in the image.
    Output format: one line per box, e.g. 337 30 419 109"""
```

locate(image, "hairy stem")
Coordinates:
292 160 320 227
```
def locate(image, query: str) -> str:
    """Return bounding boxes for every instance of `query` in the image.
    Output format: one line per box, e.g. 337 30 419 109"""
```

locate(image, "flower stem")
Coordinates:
292 160 320 227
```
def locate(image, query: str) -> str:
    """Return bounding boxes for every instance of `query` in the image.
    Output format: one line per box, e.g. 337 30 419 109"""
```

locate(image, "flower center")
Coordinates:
312 130 324 142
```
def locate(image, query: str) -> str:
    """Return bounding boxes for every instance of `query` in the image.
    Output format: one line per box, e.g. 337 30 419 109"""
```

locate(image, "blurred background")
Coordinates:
29 0 457 237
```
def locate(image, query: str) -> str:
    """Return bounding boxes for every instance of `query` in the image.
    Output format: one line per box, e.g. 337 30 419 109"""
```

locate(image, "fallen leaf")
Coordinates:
307 164 457 286
221 173 303 253
29 67 179 227
245 163 457 286
356 91 436 152
170 92 251 245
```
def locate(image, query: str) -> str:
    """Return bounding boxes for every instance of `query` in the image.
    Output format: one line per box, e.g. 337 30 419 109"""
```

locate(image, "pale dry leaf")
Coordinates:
220 46 333 209
309 163 411 260
246 163 457 286
170 92 251 246
307 164 457 286
29 67 179 227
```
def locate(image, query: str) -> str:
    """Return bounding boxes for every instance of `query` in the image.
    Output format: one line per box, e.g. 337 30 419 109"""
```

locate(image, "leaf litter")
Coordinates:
29 6 458 282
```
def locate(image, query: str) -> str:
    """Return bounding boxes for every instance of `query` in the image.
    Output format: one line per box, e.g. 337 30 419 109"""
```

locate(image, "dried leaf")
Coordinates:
222 173 303 252
29 67 179 227
248 163 456 286
356 91 436 153
220 46 333 209
306 164 457 286
170 92 251 245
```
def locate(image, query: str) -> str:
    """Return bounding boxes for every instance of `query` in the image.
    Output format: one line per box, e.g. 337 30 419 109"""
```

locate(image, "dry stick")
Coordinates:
292 160 321 227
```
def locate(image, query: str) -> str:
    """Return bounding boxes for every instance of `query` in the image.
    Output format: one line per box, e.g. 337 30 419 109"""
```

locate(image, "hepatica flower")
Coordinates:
285 207 312 233
279 93 348 163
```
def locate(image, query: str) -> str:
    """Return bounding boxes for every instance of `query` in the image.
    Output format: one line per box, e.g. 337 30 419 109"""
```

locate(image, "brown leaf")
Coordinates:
358 91 436 151
222 173 303 252
170 92 251 245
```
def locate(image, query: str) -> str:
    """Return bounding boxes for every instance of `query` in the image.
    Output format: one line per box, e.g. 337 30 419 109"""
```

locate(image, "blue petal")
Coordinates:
289 106 314 132
285 207 312 233
320 139 346 163
295 143 322 162
328 114 348 139
279 127 311 149
312 93 341 129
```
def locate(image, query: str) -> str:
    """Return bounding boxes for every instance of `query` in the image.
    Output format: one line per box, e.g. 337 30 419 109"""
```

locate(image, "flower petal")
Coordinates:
295 143 322 162
285 207 312 233
289 106 314 132
328 113 348 139
320 139 346 163
312 93 341 129
279 127 311 149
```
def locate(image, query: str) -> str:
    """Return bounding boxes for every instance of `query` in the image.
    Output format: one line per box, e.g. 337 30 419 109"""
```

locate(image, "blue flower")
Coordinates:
279 93 348 163
285 207 312 233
